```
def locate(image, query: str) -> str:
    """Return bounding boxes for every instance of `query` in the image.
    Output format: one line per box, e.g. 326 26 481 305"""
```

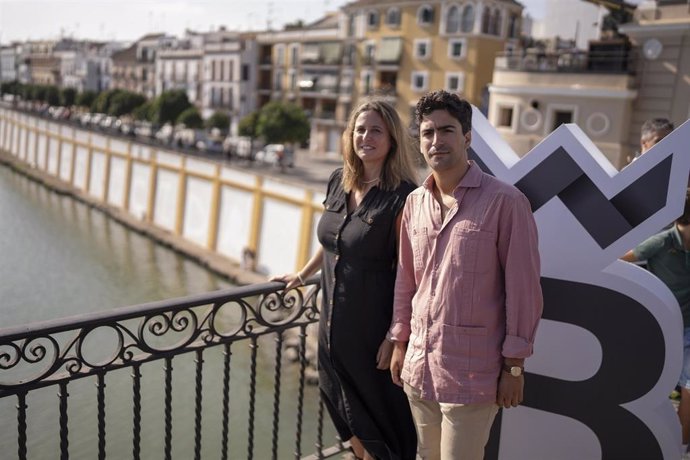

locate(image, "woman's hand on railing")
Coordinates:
270 272 304 290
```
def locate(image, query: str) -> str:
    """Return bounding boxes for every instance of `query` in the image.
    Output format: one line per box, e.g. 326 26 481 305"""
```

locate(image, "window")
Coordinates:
275 45 285 66
491 9 502 36
508 13 520 38
348 14 356 37
386 7 401 27
361 70 373 94
411 71 428 92
367 10 380 29
290 44 299 67
446 72 465 93
242 64 249 81
461 5 475 32
552 110 573 131
497 106 514 128
363 42 376 65
274 70 283 91
414 39 431 60
448 38 467 59
417 5 434 25
445 5 460 34
289 70 297 91
481 8 491 34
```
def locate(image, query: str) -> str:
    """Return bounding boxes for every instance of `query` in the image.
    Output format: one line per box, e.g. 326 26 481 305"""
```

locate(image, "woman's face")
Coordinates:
353 110 392 168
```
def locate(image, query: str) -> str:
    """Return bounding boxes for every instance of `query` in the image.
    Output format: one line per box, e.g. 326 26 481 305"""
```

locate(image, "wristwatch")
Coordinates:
503 364 524 377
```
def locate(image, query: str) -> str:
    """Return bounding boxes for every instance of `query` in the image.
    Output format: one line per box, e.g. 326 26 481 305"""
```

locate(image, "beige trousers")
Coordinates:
404 383 499 460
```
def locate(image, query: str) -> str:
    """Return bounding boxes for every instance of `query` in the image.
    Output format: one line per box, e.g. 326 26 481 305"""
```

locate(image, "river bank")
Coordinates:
0 149 267 287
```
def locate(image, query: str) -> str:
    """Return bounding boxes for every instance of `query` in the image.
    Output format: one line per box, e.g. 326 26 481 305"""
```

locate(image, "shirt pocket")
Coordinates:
439 324 489 372
450 228 495 273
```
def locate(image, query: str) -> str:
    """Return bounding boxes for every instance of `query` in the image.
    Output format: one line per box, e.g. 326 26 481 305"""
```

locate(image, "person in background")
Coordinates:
273 99 419 459
621 189 690 458
640 118 674 156
389 90 543 460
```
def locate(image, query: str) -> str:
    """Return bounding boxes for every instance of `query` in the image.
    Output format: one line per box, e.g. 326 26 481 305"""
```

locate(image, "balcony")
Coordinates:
0 280 348 459
494 46 636 75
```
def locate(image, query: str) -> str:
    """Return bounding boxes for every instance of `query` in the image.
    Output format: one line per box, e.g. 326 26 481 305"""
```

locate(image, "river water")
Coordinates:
0 165 335 458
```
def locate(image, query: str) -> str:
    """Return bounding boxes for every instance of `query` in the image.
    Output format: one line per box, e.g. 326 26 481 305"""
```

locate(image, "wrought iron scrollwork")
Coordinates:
0 281 321 395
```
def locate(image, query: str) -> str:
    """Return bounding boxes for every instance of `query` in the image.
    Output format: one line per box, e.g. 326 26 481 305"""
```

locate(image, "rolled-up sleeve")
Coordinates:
389 199 416 342
498 192 543 359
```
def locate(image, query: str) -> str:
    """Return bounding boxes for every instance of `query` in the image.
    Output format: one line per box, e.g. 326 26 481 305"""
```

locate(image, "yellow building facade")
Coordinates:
342 0 523 128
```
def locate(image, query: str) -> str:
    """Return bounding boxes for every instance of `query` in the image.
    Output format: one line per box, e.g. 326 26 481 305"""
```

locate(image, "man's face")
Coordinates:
640 129 671 154
419 109 471 173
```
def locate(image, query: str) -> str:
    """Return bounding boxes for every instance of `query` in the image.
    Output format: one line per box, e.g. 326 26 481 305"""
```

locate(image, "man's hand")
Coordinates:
390 341 407 387
496 372 524 408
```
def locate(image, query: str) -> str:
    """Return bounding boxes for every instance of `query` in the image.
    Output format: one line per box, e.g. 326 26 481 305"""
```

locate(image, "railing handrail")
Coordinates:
0 279 305 341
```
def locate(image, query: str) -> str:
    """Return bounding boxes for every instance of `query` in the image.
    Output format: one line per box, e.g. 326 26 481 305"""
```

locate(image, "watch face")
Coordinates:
511 366 522 377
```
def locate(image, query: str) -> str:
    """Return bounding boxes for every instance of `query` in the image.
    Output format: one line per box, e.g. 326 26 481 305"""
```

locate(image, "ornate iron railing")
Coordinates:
0 279 347 460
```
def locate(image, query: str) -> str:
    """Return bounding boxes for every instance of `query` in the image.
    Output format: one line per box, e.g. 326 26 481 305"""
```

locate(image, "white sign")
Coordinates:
469 108 690 460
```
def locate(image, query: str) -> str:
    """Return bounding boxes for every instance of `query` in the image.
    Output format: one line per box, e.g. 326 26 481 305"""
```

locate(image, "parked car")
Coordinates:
196 138 224 155
255 144 294 168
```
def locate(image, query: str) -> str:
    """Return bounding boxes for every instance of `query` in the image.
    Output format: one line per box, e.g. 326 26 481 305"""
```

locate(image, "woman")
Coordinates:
274 100 418 459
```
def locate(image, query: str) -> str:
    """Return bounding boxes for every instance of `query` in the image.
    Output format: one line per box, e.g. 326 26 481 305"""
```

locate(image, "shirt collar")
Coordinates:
422 161 483 194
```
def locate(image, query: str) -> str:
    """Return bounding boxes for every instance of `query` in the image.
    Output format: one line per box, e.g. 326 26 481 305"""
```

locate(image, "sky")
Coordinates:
0 0 556 44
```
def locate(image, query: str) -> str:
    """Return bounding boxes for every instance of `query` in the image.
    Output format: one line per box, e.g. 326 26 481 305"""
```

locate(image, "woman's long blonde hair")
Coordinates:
341 99 418 192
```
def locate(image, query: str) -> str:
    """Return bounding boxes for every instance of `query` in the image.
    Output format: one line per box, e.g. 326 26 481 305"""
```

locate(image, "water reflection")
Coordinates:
0 165 229 328
0 165 336 458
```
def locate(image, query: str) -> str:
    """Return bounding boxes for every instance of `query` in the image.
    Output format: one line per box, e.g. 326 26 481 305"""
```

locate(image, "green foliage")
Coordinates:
176 107 203 129
45 86 60 106
206 111 230 131
91 88 123 113
256 101 310 145
238 111 260 138
32 85 47 102
149 90 191 126
133 101 153 121
75 90 97 108
108 91 147 117
0 80 22 96
61 87 77 107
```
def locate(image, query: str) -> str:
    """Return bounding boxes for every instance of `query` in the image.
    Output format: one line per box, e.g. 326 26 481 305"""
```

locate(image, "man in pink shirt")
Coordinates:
389 90 543 460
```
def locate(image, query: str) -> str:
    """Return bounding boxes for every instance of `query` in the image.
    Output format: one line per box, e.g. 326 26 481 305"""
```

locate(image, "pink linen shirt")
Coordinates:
389 162 543 404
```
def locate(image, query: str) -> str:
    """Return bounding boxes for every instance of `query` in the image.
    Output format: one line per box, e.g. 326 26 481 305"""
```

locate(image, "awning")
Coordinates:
376 37 402 64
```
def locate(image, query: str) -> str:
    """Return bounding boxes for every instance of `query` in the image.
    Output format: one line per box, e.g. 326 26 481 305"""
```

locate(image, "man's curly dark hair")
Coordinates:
415 90 472 134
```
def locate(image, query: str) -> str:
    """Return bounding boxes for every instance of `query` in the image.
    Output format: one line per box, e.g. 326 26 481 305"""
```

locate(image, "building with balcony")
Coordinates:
156 47 203 105
111 33 175 98
619 0 690 156
341 0 523 129
201 30 258 136
0 45 19 83
487 0 689 168
256 13 349 155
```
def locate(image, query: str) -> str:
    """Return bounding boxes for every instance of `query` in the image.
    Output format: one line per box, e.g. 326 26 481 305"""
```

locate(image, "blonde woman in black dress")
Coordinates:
274 99 418 459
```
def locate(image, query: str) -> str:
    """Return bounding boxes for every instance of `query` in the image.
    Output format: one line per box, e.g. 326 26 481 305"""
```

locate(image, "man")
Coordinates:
640 118 674 156
388 90 543 460
621 190 690 458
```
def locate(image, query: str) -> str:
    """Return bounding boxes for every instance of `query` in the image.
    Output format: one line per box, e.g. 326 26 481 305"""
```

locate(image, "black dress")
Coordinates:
316 168 417 460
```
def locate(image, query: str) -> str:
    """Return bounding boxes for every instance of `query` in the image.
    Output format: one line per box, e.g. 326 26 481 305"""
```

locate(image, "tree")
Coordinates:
61 87 77 107
149 90 191 126
176 107 203 129
238 111 260 159
76 90 97 109
91 88 123 114
133 101 153 121
45 86 61 106
108 91 147 117
256 101 310 146
206 111 230 132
